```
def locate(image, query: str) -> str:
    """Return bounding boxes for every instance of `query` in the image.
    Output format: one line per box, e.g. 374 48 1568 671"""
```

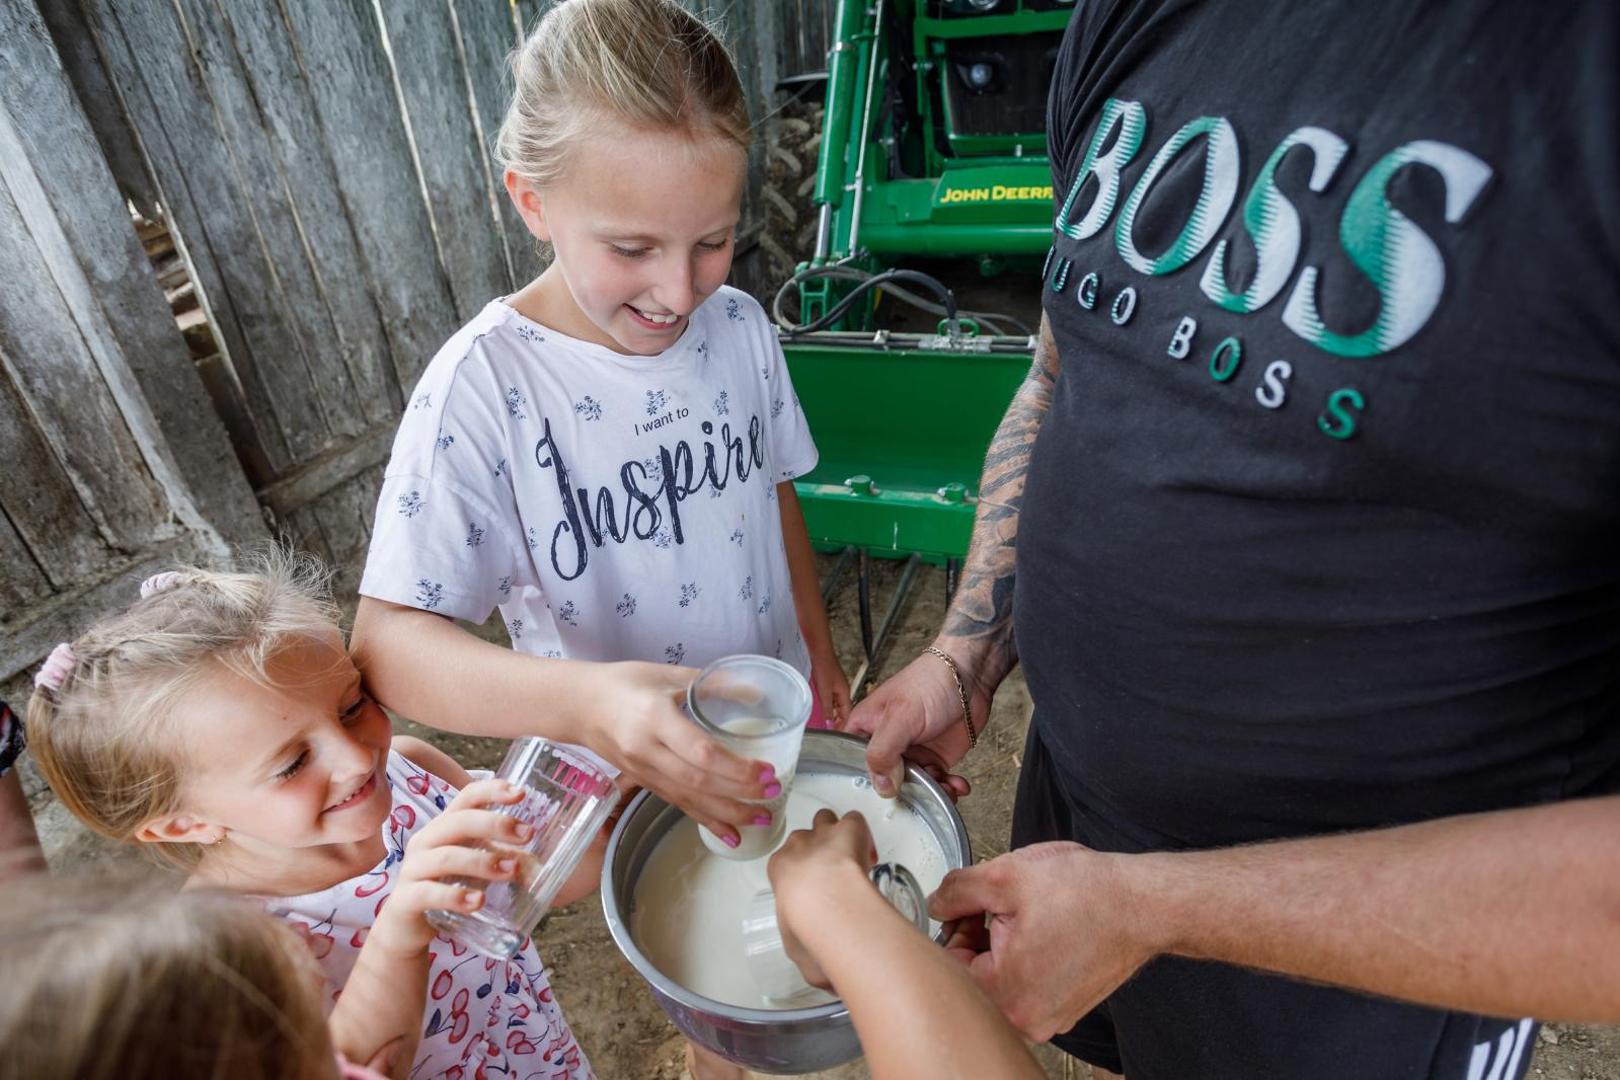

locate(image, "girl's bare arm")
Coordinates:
352 599 769 841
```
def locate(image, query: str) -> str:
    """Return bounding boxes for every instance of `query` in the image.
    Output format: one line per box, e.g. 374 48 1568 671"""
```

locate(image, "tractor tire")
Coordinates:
762 99 824 293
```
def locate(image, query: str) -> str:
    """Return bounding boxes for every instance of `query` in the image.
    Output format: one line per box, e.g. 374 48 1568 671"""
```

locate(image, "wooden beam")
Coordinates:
257 423 394 523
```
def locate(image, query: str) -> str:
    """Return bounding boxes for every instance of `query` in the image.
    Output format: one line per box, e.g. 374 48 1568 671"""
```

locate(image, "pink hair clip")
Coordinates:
139 571 183 599
34 642 76 692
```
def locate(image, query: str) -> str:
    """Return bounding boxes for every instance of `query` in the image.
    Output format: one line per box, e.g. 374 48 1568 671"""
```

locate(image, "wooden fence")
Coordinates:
0 0 838 680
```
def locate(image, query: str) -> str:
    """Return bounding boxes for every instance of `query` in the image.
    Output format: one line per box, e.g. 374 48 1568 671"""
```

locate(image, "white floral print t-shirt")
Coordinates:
360 287 817 677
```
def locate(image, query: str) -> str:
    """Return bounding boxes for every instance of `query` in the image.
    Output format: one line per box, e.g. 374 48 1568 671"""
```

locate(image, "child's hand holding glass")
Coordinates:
365 779 529 956
577 660 782 847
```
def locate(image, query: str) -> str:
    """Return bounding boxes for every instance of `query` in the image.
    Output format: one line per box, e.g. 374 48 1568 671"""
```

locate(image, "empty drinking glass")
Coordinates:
426 737 618 959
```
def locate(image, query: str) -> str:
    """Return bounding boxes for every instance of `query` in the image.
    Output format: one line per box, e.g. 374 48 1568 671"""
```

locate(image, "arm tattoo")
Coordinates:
941 320 1059 689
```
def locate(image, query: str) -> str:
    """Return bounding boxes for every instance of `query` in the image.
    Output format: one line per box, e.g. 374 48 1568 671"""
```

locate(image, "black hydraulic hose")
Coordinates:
776 266 959 336
774 264 1033 338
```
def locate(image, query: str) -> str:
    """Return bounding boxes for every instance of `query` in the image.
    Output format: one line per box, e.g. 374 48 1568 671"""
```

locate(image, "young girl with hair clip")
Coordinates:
28 557 598 1079
0 876 396 1080
350 0 848 857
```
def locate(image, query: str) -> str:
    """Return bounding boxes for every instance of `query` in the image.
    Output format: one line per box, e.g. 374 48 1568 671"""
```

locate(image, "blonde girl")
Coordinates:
0 875 394 1080
29 556 598 1079
352 0 849 859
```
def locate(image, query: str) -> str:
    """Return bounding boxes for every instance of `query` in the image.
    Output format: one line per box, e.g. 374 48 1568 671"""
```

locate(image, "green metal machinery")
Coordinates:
774 0 1073 676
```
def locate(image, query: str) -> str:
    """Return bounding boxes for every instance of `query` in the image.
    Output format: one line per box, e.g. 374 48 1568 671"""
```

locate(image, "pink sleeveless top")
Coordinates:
265 751 593 1080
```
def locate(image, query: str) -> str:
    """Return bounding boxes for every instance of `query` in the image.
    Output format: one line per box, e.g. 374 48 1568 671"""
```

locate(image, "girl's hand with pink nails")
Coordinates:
580 661 778 849
366 779 529 957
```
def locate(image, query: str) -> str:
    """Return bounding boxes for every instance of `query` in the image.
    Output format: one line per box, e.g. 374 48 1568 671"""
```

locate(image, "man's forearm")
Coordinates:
1132 796 1620 1022
939 316 1060 693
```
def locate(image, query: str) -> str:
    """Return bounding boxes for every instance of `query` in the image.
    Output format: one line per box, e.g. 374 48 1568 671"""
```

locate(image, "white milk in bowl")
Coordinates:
631 772 950 1011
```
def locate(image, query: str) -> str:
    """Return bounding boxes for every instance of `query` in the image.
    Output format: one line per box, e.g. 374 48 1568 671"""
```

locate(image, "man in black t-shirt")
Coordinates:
849 2 1620 1077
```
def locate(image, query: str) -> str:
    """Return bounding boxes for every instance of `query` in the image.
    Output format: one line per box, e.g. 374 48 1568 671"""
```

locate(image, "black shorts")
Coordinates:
1010 720 1538 1080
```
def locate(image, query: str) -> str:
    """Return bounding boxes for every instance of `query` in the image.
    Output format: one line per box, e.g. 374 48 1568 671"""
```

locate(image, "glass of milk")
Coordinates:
425 737 618 959
687 654 813 860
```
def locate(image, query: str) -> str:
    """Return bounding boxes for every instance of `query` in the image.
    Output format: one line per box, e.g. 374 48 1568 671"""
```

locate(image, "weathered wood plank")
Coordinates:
257 422 394 522
167 0 366 449
307 464 383 573
453 0 542 287
0 152 172 553
378 1 511 319
104 0 351 460
0 540 197 684
0 503 53 616
784 0 834 77
34 0 159 218
2 0 265 550
513 0 553 36
279 505 334 567
277 0 461 393
79 0 297 475
208 1 401 432
0 343 116 589
732 0 775 296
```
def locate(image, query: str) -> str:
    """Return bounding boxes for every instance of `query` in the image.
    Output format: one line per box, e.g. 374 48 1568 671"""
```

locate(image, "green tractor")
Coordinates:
771 0 1073 680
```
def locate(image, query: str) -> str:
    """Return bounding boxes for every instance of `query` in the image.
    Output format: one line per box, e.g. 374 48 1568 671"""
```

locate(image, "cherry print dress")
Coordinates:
264 751 592 1080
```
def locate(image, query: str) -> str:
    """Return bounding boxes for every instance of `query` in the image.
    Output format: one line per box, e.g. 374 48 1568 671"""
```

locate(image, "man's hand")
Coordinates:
843 645 978 799
928 841 1161 1041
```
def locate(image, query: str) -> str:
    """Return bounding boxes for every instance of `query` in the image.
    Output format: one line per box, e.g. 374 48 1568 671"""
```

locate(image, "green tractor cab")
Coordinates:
772 0 1070 680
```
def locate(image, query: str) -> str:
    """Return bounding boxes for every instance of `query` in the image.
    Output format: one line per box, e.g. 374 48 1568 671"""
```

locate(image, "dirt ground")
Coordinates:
10 554 1618 1078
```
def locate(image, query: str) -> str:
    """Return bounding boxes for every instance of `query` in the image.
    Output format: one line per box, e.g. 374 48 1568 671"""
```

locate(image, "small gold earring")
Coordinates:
211 830 228 846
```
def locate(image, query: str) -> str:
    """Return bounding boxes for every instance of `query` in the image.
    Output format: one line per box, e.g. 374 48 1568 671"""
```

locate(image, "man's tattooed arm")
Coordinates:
939 314 1060 698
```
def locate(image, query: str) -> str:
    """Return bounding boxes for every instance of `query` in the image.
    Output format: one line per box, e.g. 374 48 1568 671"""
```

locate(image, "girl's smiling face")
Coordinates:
145 631 393 855
508 122 746 355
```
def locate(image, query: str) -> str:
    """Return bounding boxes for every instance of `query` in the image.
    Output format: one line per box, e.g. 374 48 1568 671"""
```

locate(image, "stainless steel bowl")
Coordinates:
601 730 972 1074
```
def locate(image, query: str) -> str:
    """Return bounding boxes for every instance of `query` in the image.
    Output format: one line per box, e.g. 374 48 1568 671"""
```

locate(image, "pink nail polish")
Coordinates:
763 781 783 799
752 813 772 826
759 764 777 783
722 833 740 848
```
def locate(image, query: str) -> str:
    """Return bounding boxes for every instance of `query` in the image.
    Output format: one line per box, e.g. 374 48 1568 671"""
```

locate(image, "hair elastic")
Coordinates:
34 643 76 693
139 571 184 598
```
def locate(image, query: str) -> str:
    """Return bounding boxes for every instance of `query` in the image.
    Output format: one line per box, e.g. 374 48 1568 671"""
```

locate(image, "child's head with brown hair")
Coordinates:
497 0 754 356
28 550 395 874
0 875 339 1080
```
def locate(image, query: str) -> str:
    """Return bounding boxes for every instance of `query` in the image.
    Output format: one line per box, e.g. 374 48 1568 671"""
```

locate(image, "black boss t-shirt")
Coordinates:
1017 0 1620 850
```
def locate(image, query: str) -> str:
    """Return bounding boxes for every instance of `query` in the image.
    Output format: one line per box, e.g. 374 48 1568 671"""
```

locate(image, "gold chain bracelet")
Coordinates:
925 645 977 750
